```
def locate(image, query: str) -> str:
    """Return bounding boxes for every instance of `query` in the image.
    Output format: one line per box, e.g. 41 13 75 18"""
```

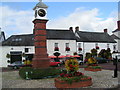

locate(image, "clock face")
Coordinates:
38 9 46 17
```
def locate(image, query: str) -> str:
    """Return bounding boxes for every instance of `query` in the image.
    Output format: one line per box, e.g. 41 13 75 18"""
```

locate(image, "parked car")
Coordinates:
95 57 109 64
77 59 84 65
50 59 61 67
8 61 24 69
8 61 32 69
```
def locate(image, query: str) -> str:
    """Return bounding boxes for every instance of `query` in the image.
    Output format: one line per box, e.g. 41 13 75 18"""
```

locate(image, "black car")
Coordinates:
95 57 109 64
8 61 24 69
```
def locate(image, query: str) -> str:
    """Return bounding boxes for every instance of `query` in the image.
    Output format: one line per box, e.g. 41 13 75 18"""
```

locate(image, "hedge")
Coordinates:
19 67 62 79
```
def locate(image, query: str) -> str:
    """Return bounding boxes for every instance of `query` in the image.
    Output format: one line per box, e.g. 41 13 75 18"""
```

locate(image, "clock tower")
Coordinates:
32 0 50 68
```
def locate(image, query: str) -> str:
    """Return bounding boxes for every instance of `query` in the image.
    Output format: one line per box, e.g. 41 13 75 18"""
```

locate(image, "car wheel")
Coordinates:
57 64 61 67
13 66 18 69
106 61 108 63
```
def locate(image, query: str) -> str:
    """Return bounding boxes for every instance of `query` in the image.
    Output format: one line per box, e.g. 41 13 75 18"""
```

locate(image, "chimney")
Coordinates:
69 27 73 32
104 29 107 33
117 20 120 30
75 26 79 32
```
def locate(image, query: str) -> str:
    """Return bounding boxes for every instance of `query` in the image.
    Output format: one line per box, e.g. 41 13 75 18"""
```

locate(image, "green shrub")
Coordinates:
19 67 62 79
19 67 33 79
91 66 101 69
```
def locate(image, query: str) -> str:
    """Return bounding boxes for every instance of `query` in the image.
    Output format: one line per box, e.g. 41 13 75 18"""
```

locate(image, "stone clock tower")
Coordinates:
32 0 50 68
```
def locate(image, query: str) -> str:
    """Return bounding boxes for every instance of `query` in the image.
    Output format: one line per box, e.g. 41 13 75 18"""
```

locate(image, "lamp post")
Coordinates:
54 52 60 62
113 56 118 78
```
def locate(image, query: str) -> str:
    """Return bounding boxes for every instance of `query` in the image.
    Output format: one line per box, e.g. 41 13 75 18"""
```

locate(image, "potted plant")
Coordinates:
84 57 101 72
54 58 92 88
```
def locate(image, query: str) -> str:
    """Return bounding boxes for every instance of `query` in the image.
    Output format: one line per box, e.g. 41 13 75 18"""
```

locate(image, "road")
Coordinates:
2 61 120 72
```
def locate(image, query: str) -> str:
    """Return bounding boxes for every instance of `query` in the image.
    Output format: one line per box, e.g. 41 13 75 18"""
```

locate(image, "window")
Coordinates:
18 38 22 41
78 43 81 48
66 43 69 47
12 38 22 41
12 39 16 41
25 48 29 53
107 44 109 48
95 43 98 47
54 43 58 47
113 45 116 51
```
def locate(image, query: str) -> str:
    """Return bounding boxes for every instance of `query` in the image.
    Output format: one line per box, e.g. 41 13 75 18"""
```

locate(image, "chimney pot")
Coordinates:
104 29 107 33
69 27 73 31
75 26 79 32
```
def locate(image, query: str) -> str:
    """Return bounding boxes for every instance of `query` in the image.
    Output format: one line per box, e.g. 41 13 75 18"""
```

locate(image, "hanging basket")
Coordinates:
6 54 11 58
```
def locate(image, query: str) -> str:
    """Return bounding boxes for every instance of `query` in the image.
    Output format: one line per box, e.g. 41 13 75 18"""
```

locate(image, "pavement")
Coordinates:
1 62 120 89
1 68 119 89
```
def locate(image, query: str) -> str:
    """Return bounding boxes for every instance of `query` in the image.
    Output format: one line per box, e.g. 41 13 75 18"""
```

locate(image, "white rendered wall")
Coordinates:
77 42 115 61
47 40 77 56
113 31 120 52
1 46 34 67
1 40 77 67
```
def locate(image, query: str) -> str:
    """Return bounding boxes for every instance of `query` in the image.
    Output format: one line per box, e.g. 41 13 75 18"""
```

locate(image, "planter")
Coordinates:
55 78 92 88
84 67 101 72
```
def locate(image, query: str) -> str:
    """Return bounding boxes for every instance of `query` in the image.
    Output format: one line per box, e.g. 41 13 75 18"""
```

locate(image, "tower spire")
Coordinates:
39 0 42 2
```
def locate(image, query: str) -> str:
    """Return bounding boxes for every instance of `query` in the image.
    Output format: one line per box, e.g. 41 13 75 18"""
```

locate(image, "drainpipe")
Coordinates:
83 42 85 61
76 41 77 54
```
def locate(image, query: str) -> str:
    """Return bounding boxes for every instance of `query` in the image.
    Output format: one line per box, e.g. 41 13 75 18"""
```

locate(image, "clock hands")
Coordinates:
38 11 44 15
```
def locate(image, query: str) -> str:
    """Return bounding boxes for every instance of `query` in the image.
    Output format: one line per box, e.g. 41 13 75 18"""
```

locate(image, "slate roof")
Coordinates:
112 29 120 33
33 1 48 10
111 34 120 40
2 29 77 46
76 31 116 43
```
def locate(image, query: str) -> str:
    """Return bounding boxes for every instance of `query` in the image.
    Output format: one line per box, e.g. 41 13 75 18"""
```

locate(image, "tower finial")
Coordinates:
39 0 42 2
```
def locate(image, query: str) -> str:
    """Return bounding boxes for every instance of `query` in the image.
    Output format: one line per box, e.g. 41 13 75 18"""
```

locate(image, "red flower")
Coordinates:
54 47 59 51
69 64 73 67
60 73 65 77
88 77 92 80
96 46 99 49
64 74 69 77
66 47 70 51
74 72 83 76
78 48 82 51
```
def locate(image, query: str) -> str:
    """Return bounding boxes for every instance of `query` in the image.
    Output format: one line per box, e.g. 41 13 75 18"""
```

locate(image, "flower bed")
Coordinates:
84 65 102 72
85 56 102 72
54 58 92 88
55 76 92 88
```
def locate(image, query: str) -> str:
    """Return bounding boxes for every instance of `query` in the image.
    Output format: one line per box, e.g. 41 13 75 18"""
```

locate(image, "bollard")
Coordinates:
113 56 118 78
25 72 29 80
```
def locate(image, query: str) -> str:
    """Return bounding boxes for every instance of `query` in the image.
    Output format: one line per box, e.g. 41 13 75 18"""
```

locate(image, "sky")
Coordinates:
0 0 119 38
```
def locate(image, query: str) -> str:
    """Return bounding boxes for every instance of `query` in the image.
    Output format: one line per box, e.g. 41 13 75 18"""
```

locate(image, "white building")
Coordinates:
0 1 117 67
1 27 117 67
111 21 120 53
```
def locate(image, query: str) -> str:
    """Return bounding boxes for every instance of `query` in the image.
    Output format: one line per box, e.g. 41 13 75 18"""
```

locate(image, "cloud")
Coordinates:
0 6 34 38
0 5 118 38
47 8 118 34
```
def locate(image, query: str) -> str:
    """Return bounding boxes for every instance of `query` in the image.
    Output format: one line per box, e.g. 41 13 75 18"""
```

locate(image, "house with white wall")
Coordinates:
111 21 120 53
75 27 116 59
1 27 117 67
1 29 77 67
